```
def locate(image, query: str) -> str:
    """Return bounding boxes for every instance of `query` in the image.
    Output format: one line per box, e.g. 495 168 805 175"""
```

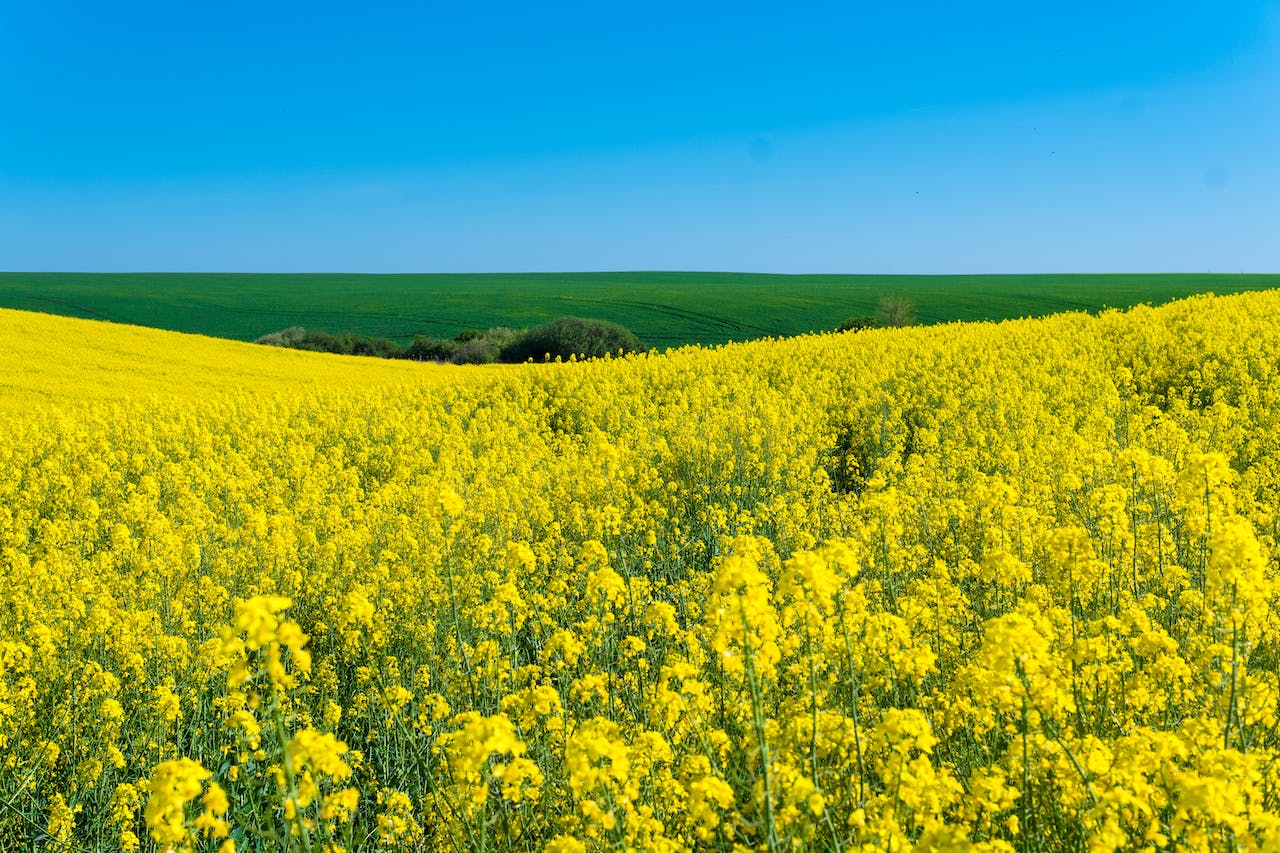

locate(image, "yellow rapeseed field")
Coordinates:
2 294 1279 851
0 308 476 414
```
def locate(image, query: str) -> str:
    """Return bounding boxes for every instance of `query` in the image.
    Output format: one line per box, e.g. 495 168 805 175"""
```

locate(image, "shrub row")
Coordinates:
256 317 646 364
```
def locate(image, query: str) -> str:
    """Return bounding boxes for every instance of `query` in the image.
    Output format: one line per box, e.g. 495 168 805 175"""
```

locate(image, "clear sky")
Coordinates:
2 1 1278 273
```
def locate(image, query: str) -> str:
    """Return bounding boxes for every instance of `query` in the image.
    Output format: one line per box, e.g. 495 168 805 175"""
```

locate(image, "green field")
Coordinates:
2 271 1278 349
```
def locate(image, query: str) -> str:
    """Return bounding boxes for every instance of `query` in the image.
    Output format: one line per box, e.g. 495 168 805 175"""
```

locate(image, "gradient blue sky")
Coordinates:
2 1 1278 273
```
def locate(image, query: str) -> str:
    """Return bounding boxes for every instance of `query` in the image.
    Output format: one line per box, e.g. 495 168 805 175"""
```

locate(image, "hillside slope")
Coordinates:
4 293 1280 848
0 307 474 413
4 270 1280 348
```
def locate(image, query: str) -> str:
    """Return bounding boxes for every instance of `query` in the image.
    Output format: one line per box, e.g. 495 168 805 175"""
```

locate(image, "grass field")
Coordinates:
3 271 1279 348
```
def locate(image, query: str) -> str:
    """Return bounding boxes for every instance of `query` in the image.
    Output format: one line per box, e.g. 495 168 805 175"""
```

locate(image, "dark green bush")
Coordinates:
292 330 342 353
255 327 405 358
450 338 499 364
405 335 457 362
301 331 403 358
500 317 645 362
338 334 399 358
450 327 518 364
256 325 307 347
837 316 877 333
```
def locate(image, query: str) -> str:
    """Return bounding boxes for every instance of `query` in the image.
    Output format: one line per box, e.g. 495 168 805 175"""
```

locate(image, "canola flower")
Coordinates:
2 293 1280 849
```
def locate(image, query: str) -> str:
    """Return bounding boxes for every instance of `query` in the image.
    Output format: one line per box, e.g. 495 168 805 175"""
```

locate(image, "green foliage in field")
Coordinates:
4 271 1280 349
501 316 646 362
258 318 644 364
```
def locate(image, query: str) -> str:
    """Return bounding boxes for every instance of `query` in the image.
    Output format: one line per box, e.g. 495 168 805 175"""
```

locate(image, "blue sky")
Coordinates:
2 1 1278 273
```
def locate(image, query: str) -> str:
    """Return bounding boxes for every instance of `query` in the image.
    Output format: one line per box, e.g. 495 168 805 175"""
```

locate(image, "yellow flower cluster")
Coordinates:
143 758 229 852
4 291 1280 849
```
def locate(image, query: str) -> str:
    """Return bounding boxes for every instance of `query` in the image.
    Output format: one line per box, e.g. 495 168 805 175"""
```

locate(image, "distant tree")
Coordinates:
875 296 916 328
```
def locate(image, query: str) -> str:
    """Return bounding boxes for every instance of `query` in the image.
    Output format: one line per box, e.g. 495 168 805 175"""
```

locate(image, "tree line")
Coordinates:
256 317 647 364
257 297 916 365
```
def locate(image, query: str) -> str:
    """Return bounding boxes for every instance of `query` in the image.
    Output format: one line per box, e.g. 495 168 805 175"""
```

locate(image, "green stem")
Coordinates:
740 599 779 853
271 691 314 853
